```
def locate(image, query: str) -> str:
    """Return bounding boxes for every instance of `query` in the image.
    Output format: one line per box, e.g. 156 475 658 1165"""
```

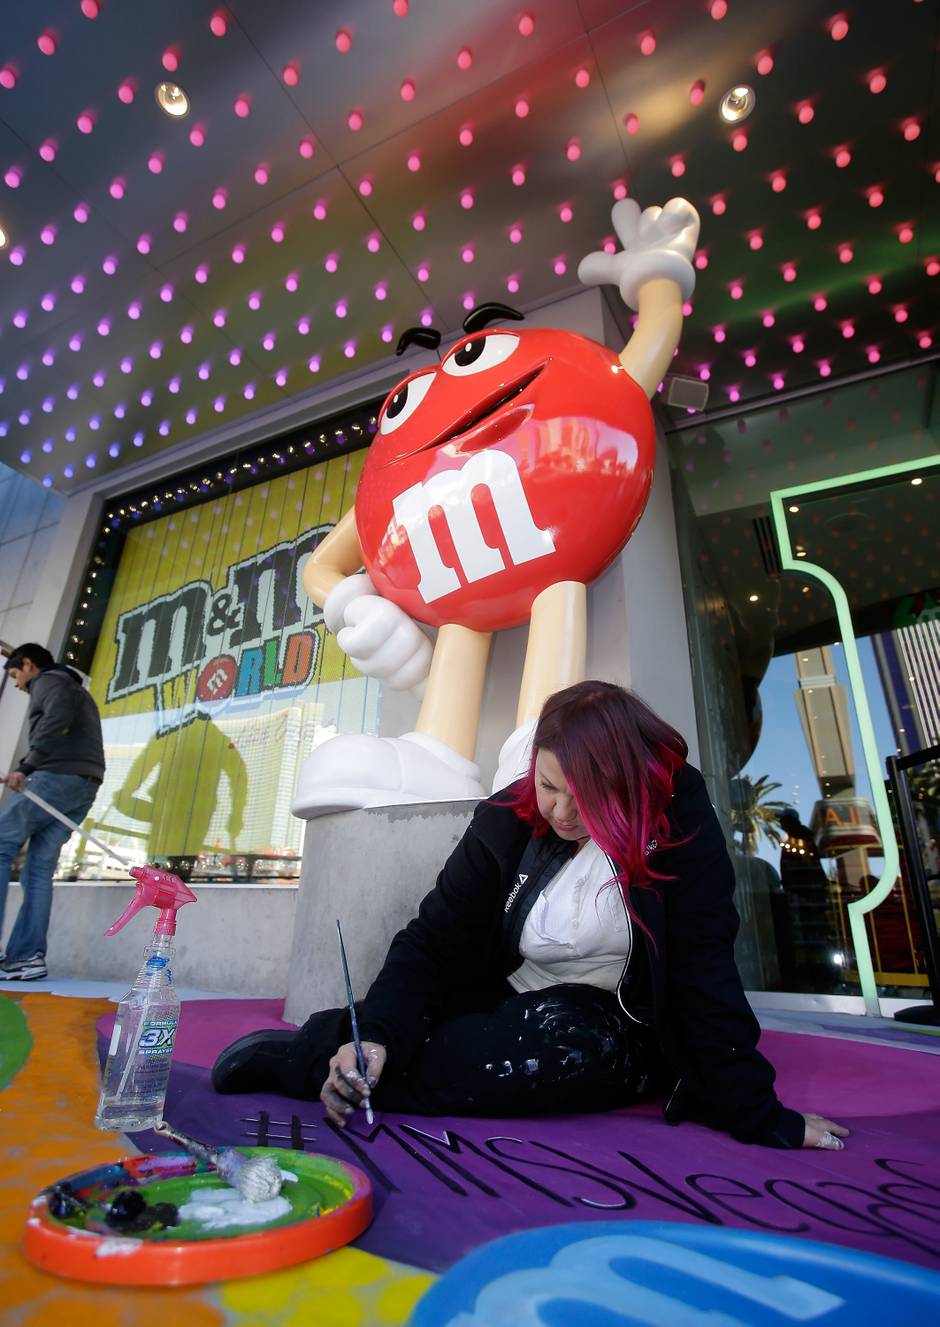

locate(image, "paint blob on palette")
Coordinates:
410 1220 940 1326
22 1149 371 1285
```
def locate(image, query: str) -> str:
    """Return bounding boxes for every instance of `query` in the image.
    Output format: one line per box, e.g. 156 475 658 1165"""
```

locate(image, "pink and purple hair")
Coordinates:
506 680 689 899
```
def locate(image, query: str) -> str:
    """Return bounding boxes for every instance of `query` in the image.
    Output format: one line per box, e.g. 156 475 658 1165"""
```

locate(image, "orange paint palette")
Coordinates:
22 1149 372 1286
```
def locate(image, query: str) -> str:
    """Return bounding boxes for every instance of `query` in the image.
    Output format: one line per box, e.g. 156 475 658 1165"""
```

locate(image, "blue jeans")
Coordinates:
0 771 100 960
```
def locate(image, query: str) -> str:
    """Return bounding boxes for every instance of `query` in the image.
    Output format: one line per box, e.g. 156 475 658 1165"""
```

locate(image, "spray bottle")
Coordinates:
94 867 197 1133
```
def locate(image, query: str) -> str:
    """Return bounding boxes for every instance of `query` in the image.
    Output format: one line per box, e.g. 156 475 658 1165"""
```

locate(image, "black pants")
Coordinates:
280 983 669 1117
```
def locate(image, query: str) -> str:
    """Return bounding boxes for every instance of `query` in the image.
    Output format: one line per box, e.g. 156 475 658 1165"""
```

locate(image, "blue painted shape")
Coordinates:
409 1220 940 1327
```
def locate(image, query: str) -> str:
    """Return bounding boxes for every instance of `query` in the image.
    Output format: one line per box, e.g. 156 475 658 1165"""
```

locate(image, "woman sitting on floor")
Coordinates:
213 680 848 1151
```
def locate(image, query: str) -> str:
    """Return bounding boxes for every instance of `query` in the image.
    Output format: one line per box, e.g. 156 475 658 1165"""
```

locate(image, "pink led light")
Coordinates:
161 46 180 73
806 210 822 230
401 78 416 101
40 224 56 245
838 244 853 263
770 172 786 192
729 281 744 300
283 63 299 86
407 152 421 172
4 166 21 188
374 283 387 301
38 31 58 56
567 139 581 162
335 300 348 318
9 246 25 266
732 131 748 152
149 342 162 360
457 47 473 70
866 186 884 208
197 362 210 380
297 317 311 335
0 65 17 90
136 233 151 254
234 94 251 118
262 332 276 352
710 0 728 17
179 326 193 343
866 347 880 364
324 253 338 273
902 120 921 142
518 13 535 36
797 101 814 125
918 333 933 350
271 222 286 244
213 398 225 413
512 165 526 186
299 136 315 158
231 243 246 264
313 201 327 220
689 80 705 106
834 146 851 168
458 189 474 211
926 258 940 277
212 188 227 209
39 139 57 162
394 0 409 15
284 273 299 295
713 325 726 343
782 262 797 282
111 177 127 200
840 321 854 339
575 67 591 89
348 109 363 131
343 340 356 358
195 263 209 283
273 368 287 387
254 164 269 185
748 232 763 251
613 181 627 200
210 10 228 37
247 291 261 310
102 255 116 275
506 275 520 294
818 360 832 377
553 258 567 276
229 348 241 365
70 275 85 294
336 28 352 53
756 49 774 76
894 306 908 323
670 156 685 178
461 245 475 263
457 126 475 149
412 211 426 232
761 311 775 328
898 224 914 244
791 336 805 353
189 125 206 148
359 177 373 196
829 15 849 41
308 356 321 373
41 350 55 366
711 194 726 216
813 294 828 311
185 408 196 424
148 152 164 175
68 334 82 352
772 374 785 391
559 203 573 223
509 224 522 243
173 211 188 232
77 110 95 134
127 302 141 319
40 292 55 311
416 264 430 282
868 70 886 94
420 309 434 327
12 310 26 328
624 112 640 135
639 31 656 56
698 366 710 381
515 97 529 118
367 233 381 252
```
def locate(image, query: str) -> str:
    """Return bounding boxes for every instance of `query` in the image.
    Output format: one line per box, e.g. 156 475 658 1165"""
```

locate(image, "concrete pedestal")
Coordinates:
284 800 476 1026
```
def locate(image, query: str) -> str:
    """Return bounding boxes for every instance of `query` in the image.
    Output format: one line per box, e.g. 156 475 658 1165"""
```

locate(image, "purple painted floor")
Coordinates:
98 1000 940 1275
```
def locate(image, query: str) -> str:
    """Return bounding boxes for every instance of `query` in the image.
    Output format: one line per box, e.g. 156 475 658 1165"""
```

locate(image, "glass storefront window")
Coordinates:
669 364 940 999
59 409 378 883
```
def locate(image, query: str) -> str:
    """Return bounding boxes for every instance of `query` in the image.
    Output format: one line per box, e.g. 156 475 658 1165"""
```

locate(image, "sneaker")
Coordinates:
211 1029 298 1095
0 953 48 981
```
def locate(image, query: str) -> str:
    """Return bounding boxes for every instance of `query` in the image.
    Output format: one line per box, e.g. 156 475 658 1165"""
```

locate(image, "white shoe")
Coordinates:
291 731 485 818
492 719 538 792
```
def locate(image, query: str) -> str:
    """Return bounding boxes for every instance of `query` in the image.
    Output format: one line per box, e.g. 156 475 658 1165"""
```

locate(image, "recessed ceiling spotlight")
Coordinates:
155 81 190 117
719 85 755 123
0 224 7 248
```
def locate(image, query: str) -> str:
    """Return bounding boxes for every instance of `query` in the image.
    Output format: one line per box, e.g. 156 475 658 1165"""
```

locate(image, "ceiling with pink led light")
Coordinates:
0 0 937 495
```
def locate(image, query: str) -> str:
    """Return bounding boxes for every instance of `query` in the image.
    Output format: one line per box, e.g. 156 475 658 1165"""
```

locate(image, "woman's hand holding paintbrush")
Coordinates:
321 1041 385 1127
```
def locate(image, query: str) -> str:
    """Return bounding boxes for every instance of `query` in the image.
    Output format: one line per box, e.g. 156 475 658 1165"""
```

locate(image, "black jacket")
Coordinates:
19 664 105 782
358 761 805 1149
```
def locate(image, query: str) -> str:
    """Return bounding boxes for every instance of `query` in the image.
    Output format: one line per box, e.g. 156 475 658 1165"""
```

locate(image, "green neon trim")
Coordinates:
770 453 940 1015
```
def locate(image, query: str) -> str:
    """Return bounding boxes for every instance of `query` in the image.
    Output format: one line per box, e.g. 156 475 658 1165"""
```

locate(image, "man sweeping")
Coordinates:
0 644 104 980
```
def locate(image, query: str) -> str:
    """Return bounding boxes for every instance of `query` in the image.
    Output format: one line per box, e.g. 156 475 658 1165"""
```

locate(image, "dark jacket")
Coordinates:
358 761 805 1149
18 664 105 782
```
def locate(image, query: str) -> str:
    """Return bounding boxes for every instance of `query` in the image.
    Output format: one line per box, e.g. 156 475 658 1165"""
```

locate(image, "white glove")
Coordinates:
325 577 432 691
578 197 700 311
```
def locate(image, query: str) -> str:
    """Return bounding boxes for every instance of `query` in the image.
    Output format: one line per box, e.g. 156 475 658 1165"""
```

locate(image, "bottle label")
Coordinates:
137 1017 178 1055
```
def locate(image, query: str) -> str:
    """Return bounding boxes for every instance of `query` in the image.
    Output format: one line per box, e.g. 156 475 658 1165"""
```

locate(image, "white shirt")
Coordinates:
507 840 632 994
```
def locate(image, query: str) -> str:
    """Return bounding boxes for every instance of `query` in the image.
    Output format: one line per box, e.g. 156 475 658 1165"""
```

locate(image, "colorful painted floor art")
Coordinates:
2 989 939 1324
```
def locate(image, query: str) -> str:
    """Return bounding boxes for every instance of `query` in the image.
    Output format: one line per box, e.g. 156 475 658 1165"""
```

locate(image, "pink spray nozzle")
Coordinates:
105 866 197 938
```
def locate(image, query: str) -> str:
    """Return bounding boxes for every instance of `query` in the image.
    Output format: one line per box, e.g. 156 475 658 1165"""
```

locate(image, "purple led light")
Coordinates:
462 292 475 311
64 464 74 477
160 283 174 302
42 475 53 488
312 201 327 221
127 302 141 320
343 340 356 358
40 224 56 245
149 341 162 359
180 326 194 343
42 438 53 452
109 442 120 457
420 309 433 327
12 310 27 328
186 407 197 424
92 371 105 387
97 319 110 336
159 420 170 436
262 332 276 351
307 356 321 373
16 364 29 381
248 292 262 311
19 449 31 464
85 454 96 468
120 356 132 373
213 396 225 413
65 427 76 441
271 223 285 243
73 202 90 223
229 348 241 366
89 415 100 431
374 283 387 301
285 273 299 292
42 396 54 413
381 324 393 343
138 236 153 258
232 243 246 264
297 317 310 335
198 362 210 380
244 383 256 399
41 292 56 312
174 211 188 232
102 255 117 275
274 368 288 386
169 376 181 393
133 432 144 446
4 166 22 188
41 350 55 367
367 233 381 253
213 309 226 327
335 300 348 318
324 253 338 273
9 247 25 266
114 403 125 418
195 264 209 284
140 389 153 406
68 334 82 352
70 275 85 294
416 264 429 282
18 409 31 425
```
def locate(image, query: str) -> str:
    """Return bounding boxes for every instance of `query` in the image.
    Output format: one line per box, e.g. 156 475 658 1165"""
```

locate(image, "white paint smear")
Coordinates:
95 1237 143 1258
179 1185 291 1232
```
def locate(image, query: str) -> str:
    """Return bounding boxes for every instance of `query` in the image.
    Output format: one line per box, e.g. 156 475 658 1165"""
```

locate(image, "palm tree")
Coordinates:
730 775 789 856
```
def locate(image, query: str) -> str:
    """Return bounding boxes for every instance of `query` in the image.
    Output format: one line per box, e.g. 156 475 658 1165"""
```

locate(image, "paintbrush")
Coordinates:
336 919 374 1125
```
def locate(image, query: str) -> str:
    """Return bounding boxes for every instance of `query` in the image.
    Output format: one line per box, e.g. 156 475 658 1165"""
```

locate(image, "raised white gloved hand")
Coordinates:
323 574 432 691
578 197 700 311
